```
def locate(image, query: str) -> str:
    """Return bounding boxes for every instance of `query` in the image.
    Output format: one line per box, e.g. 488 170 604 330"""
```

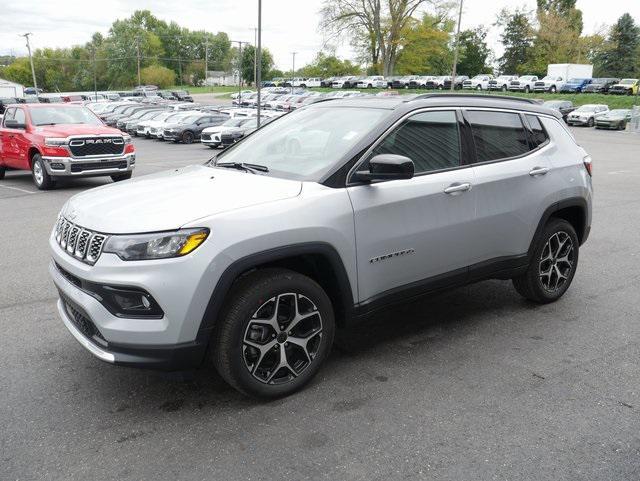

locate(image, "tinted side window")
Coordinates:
369 110 460 174
466 110 530 162
526 115 548 147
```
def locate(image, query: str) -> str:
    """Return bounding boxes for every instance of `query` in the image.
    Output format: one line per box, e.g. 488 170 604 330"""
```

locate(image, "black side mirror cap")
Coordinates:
352 154 415 182
4 119 26 129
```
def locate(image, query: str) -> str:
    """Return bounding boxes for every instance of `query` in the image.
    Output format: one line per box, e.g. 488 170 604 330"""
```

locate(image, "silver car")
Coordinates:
50 95 593 398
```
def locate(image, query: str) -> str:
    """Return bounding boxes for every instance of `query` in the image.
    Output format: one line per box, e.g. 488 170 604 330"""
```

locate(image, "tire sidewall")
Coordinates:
217 270 335 398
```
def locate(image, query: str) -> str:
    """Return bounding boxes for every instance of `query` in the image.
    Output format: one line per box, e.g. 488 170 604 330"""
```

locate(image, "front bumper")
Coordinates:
595 121 624 129
42 153 135 177
566 117 591 126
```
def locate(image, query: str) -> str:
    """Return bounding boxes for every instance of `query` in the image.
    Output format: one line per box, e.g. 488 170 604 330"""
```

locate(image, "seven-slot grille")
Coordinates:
54 217 108 264
68 137 125 157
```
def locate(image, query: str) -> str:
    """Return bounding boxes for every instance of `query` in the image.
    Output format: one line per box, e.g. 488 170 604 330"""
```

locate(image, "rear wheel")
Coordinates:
476 85 482 90
501 85 507 91
31 154 55 190
513 218 579 304
0 165 5 180
111 172 132 182
587 117 594 127
211 268 335 398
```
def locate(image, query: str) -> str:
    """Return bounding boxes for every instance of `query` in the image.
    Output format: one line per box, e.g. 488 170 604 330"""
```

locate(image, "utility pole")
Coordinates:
135 36 141 86
204 39 209 90
21 33 38 95
257 0 262 128
450 0 463 91
291 51 297 94
253 27 257 87
233 40 246 103
91 47 98 100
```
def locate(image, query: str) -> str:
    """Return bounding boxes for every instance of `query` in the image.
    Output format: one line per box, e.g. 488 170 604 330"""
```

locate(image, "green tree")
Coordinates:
496 8 535 75
239 45 274 84
595 13 640 78
1 58 32 86
395 13 453 75
536 0 583 34
298 52 360 77
140 65 175 88
456 27 492 76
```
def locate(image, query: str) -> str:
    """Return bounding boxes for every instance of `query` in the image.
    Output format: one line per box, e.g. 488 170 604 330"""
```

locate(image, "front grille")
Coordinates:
60 290 105 342
70 161 127 173
201 133 211 140
68 137 125 157
534 82 545 87
55 217 108 265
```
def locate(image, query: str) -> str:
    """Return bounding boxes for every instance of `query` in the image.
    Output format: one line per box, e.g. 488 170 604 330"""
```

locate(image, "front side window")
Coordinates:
13 109 25 124
367 110 461 174
466 110 529 162
3 108 15 124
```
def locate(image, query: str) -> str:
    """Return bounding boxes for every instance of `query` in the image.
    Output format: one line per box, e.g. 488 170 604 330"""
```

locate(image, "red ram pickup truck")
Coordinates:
0 103 135 190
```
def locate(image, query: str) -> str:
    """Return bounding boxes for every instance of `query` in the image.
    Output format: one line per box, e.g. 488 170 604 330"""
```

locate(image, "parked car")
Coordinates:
50 94 592 398
356 76 387 89
583 78 619 94
0 104 135 189
542 100 575 122
443 76 468 90
137 110 186 137
171 90 194 102
533 76 565 93
608 79 640 95
200 117 254 148
24 87 43 95
463 75 494 90
566 104 609 126
292 78 321 88
0 97 20 114
559 78 593 93
116 107 165 131
125 109 169 135
148 111 201 139
320 77 336 88
343 76 366 89
425 76 449 89
594 109 632 130
391 76 419 89
508 76 539 93
331 76 355 89
488 75 519 91
162 113 229 143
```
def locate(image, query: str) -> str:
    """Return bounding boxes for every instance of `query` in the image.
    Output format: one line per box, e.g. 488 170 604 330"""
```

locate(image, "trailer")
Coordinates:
0 78 25 98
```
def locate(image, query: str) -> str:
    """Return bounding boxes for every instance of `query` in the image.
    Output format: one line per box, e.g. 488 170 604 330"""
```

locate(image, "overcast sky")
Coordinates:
2 0 639 70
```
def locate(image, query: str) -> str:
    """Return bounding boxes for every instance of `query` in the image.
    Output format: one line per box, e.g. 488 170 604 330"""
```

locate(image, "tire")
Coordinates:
501 85 507 91
300 84 306 88
31 154 55 190
587 117 594 127
513 218 579 304
111 172 132 182
182 131 194 144
476 85 482 90
524 86 530 93
0 165 5 180
550 85 557 93
211 268 335 399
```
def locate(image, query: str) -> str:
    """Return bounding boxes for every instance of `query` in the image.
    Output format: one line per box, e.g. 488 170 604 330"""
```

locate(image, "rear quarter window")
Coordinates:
465 110 530 162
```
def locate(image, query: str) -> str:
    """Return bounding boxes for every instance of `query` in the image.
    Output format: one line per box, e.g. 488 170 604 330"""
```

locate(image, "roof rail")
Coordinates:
408 93 538 104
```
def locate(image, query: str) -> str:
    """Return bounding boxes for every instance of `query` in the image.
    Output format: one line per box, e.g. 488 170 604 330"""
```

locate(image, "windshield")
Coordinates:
214 106 388 181
620 79 635 85
543 101 564 108
567 78 584 83
30 106 103 126
608 109 629 116
576 105 597 112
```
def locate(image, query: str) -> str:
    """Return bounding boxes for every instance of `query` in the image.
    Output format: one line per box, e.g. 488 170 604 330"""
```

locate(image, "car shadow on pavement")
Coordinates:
71 279 534 416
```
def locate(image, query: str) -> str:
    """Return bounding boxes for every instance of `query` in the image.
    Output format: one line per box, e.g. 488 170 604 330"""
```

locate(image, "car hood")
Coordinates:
162 123 189 130
30 123 123 137
61 165 303 234
599 113 626 120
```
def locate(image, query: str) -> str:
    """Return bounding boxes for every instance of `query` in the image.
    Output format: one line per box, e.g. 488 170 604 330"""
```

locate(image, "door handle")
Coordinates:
529 167 549 176
444 182 472 194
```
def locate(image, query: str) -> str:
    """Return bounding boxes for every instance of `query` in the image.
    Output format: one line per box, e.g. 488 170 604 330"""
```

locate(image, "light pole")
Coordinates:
290 51 297 94
253 27 257 87
450 0 463 92
21 33 38 95
204 38 209 90
232 40 247 103
257 0 262 127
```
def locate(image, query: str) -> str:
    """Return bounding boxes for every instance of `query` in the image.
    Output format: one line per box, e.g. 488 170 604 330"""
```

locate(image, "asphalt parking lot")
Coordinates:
1 128 640 481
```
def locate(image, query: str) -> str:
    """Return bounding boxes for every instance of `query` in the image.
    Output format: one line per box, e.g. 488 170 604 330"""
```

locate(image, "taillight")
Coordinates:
583 154 592 177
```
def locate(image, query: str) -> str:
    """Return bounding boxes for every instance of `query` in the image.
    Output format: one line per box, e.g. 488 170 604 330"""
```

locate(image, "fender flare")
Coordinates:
528 197 589 258
197 242 355 336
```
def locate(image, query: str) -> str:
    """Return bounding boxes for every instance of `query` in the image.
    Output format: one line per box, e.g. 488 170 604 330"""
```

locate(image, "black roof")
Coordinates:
311 93 562 119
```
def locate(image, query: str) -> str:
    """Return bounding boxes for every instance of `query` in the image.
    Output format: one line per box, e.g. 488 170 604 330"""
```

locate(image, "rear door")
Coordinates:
347 109 477 303
465 109 558 264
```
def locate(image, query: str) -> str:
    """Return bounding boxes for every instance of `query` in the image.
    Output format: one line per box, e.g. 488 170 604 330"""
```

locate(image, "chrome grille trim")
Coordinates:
54 217 108 265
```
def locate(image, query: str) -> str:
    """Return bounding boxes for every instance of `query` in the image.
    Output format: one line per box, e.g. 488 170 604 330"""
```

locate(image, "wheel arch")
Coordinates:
28 146 42 167
529 197 590 259
198 242 355 337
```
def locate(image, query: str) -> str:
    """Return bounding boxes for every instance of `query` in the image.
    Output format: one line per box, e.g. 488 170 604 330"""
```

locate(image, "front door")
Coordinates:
347 109 477 303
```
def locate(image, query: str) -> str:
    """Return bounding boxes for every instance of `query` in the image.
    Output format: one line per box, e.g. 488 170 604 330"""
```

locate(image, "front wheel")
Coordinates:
182 131 195 144
587 117 594 127
513 218 579 304
524 86 530 93
212 268 335 399
476 85 482 90
0 165 5 180
550 85 557 93
31 154 55 190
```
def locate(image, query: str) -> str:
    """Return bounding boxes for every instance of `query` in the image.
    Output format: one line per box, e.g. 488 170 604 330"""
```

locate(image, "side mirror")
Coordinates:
353 154 415 183
4 119 25 129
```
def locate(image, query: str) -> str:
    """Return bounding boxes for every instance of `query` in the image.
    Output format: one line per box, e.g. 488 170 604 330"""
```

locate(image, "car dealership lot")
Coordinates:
1 129 640 480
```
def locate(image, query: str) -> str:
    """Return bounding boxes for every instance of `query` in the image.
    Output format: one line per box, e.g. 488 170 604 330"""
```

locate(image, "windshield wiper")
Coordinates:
215 162 269 174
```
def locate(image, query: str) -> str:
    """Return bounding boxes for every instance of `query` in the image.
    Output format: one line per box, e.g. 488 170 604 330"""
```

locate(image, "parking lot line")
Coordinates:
0 184 39 194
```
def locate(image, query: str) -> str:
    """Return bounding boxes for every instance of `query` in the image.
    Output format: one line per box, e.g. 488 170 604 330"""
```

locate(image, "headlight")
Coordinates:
123 135 132 144
103 228 209 261
45 137 67 147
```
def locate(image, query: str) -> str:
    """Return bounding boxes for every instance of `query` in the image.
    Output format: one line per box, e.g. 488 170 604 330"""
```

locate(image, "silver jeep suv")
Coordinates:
49 94 593 398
